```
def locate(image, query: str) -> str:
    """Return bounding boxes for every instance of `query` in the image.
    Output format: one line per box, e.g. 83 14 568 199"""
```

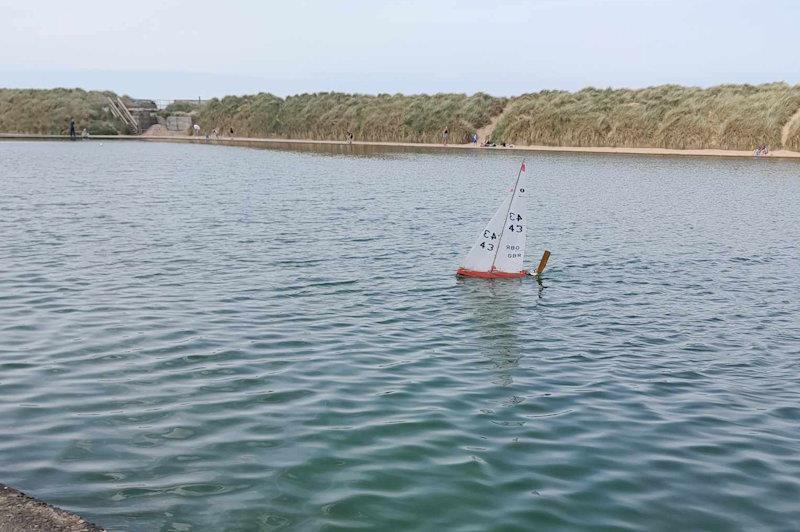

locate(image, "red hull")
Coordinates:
456 268 529 279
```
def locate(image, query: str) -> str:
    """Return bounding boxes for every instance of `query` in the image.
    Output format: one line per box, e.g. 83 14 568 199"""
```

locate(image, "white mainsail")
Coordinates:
459 161 528 275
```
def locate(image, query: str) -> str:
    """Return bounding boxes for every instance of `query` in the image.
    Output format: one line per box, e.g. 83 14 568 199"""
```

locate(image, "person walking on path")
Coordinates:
69 119 76 140
193 123 201 136
443 127 449 145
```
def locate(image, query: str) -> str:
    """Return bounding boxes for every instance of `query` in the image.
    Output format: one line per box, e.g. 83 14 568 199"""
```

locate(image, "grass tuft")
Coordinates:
197 92 506 143
492 83 800 150
3 84 800 151
0 88 129 135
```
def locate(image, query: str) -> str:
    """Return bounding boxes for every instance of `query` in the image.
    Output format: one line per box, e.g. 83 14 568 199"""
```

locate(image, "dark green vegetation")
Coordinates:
198 92 505 143
0 88 129 135
493 83 800 151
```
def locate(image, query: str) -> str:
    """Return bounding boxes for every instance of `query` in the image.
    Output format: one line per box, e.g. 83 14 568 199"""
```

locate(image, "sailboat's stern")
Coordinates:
456 268 529 279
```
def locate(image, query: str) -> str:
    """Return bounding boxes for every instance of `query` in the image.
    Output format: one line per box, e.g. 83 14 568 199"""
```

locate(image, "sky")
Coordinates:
1 0 799 99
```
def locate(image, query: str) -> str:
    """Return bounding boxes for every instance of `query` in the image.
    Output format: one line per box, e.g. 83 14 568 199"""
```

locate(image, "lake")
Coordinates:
1 140 799 530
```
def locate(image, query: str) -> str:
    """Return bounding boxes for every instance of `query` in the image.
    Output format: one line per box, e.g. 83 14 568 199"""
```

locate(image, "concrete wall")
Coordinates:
166 115 193 133
132 110 158 131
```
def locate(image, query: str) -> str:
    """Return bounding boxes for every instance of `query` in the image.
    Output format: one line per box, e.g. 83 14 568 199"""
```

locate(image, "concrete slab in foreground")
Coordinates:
0 484 104 532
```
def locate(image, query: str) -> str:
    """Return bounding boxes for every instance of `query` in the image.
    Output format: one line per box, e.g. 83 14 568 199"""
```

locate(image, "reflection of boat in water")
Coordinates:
456 160 550 279
457 262 548 387
460 281 523 386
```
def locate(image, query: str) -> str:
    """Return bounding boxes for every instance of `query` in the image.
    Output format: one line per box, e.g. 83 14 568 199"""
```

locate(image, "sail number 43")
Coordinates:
479 230 497 251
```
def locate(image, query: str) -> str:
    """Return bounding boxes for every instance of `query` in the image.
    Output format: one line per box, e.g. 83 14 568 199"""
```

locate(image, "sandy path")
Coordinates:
142 135 800 159
476 111 505 143
142 124 170 137
781 107 800 146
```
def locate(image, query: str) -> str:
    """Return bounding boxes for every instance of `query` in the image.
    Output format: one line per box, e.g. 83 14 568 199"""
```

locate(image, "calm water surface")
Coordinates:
1 141 799 531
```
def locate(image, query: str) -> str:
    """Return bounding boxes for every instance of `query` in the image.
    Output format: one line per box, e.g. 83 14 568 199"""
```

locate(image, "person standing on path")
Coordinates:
69 119 76 140
443 127 449 145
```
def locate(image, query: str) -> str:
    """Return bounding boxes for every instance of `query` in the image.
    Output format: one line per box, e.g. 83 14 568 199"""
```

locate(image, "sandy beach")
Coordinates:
3 132 800 160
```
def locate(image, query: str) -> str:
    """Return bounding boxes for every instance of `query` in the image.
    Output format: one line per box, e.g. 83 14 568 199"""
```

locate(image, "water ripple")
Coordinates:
1 141 799 530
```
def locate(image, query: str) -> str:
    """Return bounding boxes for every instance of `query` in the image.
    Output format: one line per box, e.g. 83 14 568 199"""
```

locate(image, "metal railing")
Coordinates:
150 98 208 110
107 96 140 133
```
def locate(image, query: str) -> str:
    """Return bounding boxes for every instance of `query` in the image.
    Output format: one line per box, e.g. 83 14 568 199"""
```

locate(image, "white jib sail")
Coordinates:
460 163 528 273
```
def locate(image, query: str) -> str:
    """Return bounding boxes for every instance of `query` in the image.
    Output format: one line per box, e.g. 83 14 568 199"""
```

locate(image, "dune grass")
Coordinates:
198 92 506 143
0 88 129 135
492 83 800 151
3 84 800 151
197 93 283 137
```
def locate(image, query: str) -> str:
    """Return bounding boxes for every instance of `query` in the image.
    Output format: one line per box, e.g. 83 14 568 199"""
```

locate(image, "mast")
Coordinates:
489 159 526 271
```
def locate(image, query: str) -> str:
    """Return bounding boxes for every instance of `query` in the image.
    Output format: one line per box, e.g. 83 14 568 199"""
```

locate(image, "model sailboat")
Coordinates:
456 160 550 278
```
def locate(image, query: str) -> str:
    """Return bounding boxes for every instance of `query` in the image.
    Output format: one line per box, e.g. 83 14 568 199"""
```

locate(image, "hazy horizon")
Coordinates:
2 67 800 101
1 0 799 99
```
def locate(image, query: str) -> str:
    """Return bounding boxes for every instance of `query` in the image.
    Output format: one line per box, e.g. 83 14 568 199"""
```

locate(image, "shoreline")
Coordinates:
2 132 799 160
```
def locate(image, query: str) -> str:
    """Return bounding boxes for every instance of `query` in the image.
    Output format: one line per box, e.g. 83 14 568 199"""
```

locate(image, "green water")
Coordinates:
1 141 799 530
